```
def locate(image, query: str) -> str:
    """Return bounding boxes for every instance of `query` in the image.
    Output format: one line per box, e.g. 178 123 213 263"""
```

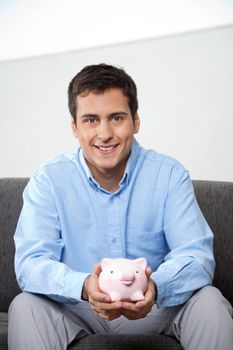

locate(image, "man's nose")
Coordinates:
97 121 113 141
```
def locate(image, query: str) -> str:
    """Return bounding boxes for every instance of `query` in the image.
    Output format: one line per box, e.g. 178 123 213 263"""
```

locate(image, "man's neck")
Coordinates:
85 161 126 193
91 167 124 193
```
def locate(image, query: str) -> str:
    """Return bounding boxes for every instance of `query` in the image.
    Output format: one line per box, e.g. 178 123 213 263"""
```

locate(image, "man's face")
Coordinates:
71 88 140 178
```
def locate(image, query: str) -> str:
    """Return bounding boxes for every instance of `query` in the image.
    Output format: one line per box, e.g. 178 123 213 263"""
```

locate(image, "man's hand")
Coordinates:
82 263 123 320
119 267 157 320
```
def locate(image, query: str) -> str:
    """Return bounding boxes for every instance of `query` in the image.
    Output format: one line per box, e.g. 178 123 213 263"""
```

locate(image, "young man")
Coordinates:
8 64 233 349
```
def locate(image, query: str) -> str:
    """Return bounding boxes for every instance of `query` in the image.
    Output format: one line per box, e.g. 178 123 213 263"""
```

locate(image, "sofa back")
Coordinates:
193 180 233 306
0 178 29 312
0 178 233 312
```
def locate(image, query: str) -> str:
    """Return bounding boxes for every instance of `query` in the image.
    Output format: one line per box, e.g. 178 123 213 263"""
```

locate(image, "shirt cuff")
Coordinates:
151 271 166 307
64 270 91 303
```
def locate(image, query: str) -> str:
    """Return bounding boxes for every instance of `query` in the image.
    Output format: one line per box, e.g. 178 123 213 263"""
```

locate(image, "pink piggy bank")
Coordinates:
99 258 148 301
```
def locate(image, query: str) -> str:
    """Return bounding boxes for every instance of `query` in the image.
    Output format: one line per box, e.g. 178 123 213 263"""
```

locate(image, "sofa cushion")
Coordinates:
68 334 182 349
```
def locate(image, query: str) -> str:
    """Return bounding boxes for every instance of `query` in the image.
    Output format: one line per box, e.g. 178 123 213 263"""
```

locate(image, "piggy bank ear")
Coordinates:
101 258 113 270
134 257 147 270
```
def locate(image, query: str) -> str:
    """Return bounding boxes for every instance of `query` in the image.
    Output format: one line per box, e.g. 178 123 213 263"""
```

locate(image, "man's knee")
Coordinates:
9 292 36 315
177 285 233 332
196 285 222 299
9 292 55 321
176 286 233 350
193 286 232 316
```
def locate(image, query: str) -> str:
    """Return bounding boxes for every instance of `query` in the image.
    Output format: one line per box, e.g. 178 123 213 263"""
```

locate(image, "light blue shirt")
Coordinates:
14 138 215 308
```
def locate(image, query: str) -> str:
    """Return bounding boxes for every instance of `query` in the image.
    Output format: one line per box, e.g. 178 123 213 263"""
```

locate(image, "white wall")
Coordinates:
0 25 233 181
1 0 233 61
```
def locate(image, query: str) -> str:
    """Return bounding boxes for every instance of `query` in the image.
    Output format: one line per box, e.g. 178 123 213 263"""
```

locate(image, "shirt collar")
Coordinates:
77 137 140 190
120 137 140 186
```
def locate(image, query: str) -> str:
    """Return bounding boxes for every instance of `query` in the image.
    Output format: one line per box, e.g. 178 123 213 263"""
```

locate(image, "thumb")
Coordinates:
146 266 152 277
94 263 102 276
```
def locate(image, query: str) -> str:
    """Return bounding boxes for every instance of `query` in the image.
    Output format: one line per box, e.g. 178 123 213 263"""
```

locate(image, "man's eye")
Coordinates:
112 116 123 122
85 118 97 123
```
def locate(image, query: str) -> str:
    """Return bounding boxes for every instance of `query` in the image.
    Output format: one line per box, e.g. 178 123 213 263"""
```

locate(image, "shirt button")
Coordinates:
112 238 117 243
109 197 114 204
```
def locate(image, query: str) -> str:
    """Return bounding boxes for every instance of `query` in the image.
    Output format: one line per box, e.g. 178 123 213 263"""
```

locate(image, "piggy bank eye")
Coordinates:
136 271 139 274
110 270 114 274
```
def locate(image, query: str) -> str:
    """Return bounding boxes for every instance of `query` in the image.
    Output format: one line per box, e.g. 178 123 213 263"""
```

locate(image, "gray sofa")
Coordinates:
0 178 233 350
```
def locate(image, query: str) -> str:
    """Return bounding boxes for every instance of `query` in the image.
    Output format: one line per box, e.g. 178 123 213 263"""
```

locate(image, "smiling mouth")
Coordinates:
94 144 119 153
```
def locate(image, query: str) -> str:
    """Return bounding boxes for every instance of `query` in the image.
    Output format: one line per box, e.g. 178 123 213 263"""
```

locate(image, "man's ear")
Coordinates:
71 117 78 138
133 113 140 134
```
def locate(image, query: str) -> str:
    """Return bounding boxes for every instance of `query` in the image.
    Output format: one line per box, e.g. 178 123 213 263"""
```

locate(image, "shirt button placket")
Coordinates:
108 196 121 258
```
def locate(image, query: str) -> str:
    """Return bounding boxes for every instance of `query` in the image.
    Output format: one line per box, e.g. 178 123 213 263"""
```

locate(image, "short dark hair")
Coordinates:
68 63 138 122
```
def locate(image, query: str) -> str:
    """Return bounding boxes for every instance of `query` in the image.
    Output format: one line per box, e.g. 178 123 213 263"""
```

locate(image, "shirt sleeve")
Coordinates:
152 165 215 308
14 171 90 304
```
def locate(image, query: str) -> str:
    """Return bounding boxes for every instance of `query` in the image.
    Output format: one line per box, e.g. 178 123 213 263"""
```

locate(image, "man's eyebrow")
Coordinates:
80 112 128 118
109 111 128 117
80 113 98 119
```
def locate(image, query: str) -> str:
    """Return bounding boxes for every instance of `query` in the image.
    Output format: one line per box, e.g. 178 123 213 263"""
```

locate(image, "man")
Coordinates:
8 64 233 349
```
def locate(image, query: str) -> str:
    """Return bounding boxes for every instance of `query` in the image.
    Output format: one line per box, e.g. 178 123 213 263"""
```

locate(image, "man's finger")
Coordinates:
90 291 111 303
96 300 123 311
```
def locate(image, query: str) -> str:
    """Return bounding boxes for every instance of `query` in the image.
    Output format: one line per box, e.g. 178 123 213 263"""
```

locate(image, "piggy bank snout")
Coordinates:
119 270 135 285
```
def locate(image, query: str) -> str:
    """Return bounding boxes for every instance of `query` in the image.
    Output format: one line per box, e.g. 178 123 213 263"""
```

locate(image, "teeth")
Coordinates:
97 146 115 151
